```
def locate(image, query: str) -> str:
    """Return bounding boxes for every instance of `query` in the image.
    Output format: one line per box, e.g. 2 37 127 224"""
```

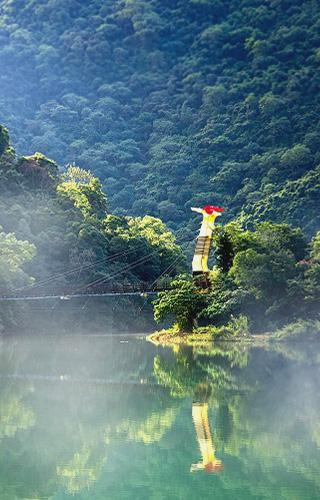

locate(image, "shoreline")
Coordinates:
147 320 320 346
147 329 270 346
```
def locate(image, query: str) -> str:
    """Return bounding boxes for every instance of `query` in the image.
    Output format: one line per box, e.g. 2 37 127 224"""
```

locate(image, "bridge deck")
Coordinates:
0 281 172 301
0 291 160 302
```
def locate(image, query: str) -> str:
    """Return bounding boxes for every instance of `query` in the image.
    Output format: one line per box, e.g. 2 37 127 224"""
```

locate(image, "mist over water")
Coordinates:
0 304 319 500
2 295 157 335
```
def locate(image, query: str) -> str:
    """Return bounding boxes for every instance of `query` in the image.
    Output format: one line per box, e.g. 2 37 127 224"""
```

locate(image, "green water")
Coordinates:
0 334 320 499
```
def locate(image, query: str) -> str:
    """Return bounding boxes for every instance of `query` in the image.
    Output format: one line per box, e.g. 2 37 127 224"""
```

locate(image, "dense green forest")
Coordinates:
0 124 183 324
0 1 319 335
0 0 319 242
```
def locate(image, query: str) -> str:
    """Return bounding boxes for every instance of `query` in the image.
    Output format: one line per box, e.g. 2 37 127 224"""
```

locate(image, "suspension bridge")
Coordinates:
0 242 178 302
0 281 172 302
0 205 224 302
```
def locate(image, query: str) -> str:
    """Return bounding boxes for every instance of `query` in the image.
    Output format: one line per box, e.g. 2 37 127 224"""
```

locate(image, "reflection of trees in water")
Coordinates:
57 441 108 494
1 339 320 499
0 335 178 499
153 343 250 399
117 406 179 445
0 345 36 440
153 343 251 479
0 382 35 440
153 342 320 497
0 379 178 498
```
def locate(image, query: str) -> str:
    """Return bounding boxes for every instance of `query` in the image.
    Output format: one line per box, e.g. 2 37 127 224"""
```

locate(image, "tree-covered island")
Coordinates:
150 221 320 343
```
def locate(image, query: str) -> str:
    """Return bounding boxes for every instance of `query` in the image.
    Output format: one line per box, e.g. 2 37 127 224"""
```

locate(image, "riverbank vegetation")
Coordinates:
0 125 183 331
148 315 251 346
272 319 320 342
151 222 320 343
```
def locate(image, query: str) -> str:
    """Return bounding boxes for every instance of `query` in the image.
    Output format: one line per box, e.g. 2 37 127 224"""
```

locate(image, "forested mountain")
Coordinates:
0 0 319 241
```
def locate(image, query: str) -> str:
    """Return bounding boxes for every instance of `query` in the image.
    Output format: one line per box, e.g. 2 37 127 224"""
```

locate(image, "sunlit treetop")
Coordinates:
58 165 108 219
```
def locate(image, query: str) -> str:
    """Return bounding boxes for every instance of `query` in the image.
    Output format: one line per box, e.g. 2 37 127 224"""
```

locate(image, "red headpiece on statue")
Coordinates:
203 205 224 215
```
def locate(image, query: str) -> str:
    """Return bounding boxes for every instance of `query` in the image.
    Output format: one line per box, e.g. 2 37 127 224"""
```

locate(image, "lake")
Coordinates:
0 327 320 499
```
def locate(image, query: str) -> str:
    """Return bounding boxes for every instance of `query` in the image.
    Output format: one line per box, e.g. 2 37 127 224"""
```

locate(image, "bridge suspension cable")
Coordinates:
2 235 190 300
8 243 151 294
78 247 165 291
80 235 192 293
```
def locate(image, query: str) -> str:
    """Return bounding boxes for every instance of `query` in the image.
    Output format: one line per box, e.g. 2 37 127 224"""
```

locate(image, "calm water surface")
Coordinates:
0 332 320 499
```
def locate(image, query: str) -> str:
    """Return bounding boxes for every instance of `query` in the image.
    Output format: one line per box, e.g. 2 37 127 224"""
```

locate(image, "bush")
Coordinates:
273 320 320 341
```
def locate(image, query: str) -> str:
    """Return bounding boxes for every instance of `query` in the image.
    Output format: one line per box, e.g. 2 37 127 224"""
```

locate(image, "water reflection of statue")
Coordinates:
191 402 223 473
